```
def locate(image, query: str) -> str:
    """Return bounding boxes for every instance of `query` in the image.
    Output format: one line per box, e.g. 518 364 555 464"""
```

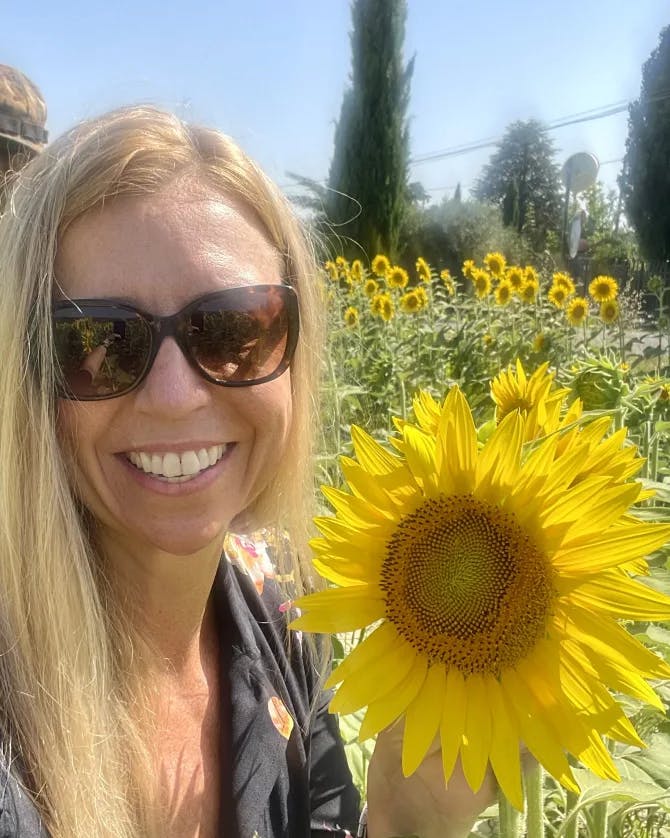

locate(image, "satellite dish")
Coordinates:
568 213 582 258
562 152 599 194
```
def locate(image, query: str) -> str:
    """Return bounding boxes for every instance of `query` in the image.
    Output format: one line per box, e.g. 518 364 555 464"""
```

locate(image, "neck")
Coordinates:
96 528 224 674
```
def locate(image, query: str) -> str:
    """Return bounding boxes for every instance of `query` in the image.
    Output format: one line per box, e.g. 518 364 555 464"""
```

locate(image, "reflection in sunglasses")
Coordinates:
53 284 299 400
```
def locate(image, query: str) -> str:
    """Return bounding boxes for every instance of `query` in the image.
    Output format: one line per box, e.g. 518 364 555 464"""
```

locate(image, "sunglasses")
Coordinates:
52 284 299 400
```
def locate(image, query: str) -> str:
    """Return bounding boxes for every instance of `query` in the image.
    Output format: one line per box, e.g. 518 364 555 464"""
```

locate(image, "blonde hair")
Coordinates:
0 105 324 836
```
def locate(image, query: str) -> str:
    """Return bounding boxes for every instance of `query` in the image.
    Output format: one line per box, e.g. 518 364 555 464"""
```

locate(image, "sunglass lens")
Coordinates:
54 309 151 398
188 287 291 383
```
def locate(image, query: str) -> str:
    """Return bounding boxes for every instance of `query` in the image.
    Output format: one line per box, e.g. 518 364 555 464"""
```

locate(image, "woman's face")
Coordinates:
55 182 293 557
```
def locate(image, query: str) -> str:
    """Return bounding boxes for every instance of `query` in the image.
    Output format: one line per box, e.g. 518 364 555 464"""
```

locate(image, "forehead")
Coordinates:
54 182 284 312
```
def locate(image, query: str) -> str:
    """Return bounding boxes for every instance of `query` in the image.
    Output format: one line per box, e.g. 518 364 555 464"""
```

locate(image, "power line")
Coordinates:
410 89 670 167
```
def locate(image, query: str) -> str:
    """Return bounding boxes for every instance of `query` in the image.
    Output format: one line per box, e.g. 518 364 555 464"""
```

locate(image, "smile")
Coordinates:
125 445 228 483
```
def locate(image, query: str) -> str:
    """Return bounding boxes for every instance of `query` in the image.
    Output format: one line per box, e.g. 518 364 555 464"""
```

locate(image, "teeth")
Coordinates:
126 445 227 479
163 452 181 478
181 451 201 476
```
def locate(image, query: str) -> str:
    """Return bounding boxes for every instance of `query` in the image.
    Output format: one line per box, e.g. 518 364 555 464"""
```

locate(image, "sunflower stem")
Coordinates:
524 761 544 838
590 800 609 838
497 789 523 838
564 790 579 838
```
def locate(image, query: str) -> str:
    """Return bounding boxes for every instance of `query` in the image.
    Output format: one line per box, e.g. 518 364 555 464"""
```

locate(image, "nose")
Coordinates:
133 336 211 415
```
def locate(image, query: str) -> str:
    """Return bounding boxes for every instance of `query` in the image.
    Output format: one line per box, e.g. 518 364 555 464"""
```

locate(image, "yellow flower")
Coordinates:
484 251 506 278
491 359 569 437
371 292 394 321
589 275 619 303
520 279 539 304
462 259 476 281
566 296 589 327
351 260 364 283
482 333 495 349
495 280 513 306
600 299 619 324
364 278 379 298
387 265 409 289
344 306 359 328
414 286 429 309
416 257 432 283
442 276 456 296
372 254 391 278
552 272 576 296
472 269 492 299
440 268 451 282
548 284 569 309
324 260 339 282
532 332 546 353
380 295 394 321
335 256 349 277
292 385 670 810
505 266 525 291
400 291 422 314
524 265 538 284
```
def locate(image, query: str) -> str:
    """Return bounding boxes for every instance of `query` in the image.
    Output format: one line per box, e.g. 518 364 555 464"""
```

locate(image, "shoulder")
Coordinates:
0 755 46 837
219 532 324 710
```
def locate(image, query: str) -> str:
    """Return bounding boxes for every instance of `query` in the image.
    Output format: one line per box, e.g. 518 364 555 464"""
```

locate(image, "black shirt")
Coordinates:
0 560 360 837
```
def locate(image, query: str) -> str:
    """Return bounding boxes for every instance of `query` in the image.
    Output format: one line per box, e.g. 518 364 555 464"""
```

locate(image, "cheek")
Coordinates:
55 400 110 494
242 377 293 477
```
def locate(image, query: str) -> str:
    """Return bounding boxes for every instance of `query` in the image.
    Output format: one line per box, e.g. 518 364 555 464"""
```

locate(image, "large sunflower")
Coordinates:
292 381 670 810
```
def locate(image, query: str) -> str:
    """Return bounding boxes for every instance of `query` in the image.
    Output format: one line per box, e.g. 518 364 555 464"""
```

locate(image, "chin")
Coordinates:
137 521 229 559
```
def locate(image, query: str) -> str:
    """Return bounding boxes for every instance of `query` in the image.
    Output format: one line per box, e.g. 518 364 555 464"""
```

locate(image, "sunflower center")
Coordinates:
380 495 554 676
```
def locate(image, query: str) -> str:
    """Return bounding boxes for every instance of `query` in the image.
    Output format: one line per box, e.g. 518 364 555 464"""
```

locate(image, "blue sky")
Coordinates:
4 1 669 200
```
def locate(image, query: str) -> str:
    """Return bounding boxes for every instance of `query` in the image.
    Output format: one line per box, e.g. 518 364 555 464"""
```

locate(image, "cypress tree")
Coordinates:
622 25 670 263
327 0 414 260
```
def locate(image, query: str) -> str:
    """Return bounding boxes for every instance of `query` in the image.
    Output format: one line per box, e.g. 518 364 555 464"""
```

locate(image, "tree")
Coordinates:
400 196 522 274
473 120 562 252
327 0 414 260
621 25 670 263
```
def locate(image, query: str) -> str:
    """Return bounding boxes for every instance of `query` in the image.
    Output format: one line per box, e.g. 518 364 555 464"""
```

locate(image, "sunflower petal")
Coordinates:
558 570 670 621
351 425 402 474
401 663 447 777
559 483 642 542
554 523 670 573
340 457 413 508
330 635 417 714
325 622 399 688
501 668 579 793
557 606 670 679
321 485 395 525
290 585 385 633
401 425 439 495
437 387 477 493
475 411 523 498
486 676 523 811
359 654 428 740
460 673 492 793
440 667 467 784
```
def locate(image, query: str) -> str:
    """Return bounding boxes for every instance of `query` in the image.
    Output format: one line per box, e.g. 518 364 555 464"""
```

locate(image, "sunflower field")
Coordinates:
312 254 670 837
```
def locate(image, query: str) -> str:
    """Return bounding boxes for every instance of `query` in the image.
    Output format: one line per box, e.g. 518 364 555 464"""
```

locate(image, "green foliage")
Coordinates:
474 120 562 251
622 25 670 262
400 197 523 275
320 253 670 836
573 184 639 271
327 0 414 261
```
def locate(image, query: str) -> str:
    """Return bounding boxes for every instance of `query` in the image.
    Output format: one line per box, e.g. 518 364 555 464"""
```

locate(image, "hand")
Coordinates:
366 722 497 838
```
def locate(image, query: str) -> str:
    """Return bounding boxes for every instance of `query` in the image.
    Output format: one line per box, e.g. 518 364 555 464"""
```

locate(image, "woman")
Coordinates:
0 106 493 837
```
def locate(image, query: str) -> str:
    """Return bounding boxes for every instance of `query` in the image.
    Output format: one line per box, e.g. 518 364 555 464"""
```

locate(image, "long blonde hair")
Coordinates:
0 105 323 836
